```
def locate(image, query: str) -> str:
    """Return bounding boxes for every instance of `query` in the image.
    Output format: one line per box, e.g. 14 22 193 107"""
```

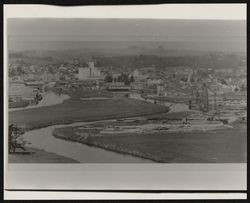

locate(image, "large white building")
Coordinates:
78 62 101 80
133 69 148 80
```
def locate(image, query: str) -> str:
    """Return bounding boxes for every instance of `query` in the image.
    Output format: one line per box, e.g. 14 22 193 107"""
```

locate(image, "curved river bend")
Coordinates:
24 122 153 163
9 87 164 163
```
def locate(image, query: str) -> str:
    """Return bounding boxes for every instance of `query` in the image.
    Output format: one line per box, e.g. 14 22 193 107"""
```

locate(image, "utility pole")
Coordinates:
205 83 209 112
214 91 217 112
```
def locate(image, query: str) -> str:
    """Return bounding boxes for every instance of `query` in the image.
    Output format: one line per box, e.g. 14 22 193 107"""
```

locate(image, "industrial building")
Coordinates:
78 62 101 80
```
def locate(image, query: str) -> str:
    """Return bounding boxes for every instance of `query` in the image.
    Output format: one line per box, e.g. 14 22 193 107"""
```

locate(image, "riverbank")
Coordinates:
9 98 169 130
9 147 79 163
52 120 246 163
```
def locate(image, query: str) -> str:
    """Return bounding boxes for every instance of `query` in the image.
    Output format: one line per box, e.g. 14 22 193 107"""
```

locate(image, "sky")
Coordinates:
6 4 246 52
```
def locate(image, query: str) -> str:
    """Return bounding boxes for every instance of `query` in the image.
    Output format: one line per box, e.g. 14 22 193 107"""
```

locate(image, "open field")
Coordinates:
9 147 79 163
9 98 169 130
52 120 246 163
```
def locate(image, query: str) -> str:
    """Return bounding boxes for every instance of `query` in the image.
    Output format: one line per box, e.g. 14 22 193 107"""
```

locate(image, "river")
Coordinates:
10 87 187 163
23 121 153 163
9 84 154 162
9 83 70 112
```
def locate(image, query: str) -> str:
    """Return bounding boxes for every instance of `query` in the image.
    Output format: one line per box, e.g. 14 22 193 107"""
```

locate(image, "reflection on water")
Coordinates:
24 123 153 163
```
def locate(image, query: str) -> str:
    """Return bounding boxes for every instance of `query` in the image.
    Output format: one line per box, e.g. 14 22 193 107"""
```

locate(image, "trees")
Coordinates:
9 68 16 77
47 66 55 73
104 74 113 83
220 78 228 85
117 73 130 85
16 66 25 75
129 75 135 83
9 124 26 153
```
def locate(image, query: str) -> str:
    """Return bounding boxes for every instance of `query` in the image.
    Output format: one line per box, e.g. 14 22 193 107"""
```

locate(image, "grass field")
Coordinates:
53 121 246 163
9 98 169 130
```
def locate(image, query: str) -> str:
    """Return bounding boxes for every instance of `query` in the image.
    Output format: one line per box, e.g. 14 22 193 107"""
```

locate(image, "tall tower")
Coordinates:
88 62 94 77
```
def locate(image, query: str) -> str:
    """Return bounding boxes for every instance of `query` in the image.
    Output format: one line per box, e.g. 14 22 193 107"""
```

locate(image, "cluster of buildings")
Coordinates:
9 58 246 102
78 62 102 80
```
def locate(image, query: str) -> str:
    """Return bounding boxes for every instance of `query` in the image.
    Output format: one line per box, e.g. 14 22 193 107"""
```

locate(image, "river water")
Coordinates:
10 86 187 163
9 84 154 162
24 122 153 163
9 83 70 112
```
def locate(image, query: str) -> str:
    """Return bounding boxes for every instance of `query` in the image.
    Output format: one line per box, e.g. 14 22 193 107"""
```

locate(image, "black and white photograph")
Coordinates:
3 3 247 199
